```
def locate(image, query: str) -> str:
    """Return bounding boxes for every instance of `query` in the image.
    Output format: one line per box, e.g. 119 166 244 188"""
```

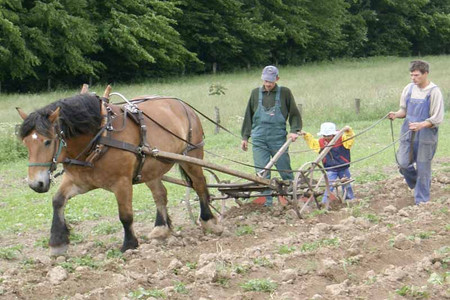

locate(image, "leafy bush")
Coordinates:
0 124 27 163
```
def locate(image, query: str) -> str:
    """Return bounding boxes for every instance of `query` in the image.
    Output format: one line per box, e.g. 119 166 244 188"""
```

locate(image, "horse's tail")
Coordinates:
178 164 193 187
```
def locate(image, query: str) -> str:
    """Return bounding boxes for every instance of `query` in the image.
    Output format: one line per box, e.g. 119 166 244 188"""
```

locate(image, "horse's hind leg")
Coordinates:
145 179 172 240
179 162 223 235
112 180 139 252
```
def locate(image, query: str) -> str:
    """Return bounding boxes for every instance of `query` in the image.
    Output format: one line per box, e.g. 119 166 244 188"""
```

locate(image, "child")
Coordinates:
301 122 355 204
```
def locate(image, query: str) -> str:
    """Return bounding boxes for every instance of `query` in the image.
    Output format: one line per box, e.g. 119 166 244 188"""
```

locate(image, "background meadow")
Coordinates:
0 56 449 234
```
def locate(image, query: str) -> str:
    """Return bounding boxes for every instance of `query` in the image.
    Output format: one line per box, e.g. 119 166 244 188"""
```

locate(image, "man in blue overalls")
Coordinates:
241 66 302 206
388 60 444 205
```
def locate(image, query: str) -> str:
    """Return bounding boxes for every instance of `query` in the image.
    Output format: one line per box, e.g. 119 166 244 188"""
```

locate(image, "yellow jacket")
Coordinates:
302 127 355 153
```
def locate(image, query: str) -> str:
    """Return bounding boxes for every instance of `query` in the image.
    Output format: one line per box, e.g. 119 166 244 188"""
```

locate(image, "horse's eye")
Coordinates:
44 140 52 147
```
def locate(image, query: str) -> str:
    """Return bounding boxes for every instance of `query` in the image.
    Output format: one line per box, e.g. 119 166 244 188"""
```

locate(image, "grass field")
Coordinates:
0 56 448 233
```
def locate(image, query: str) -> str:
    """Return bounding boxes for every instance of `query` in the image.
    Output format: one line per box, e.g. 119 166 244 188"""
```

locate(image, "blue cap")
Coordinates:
261 65 279 82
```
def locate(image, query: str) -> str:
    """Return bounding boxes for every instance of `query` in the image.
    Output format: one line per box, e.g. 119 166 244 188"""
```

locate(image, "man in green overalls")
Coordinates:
241 66 302 206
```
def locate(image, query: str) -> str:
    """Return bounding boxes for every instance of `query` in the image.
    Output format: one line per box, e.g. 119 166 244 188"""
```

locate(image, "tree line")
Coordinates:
1 0 449 92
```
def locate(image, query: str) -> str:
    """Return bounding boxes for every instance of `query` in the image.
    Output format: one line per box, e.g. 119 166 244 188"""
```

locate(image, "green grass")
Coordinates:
1 56 449 235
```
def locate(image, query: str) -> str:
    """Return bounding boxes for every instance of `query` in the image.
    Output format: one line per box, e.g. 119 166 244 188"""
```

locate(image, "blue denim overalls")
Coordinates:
397 83 438 204
251 86 293 206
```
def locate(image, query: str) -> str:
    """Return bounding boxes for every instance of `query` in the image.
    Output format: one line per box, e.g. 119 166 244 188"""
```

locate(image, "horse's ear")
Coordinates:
16 107 28 120
48 107 60 123
80 84 89 94
103 85 112 99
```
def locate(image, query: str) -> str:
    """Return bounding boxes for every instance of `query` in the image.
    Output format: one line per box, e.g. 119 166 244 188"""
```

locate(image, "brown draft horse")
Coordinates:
17 86 223 256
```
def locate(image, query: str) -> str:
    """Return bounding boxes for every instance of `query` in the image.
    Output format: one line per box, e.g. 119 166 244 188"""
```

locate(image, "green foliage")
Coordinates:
0 0 450 91
300 237 340 252
233 264 249 274
89 0 197 81
23 0 100 77
395 285 430 299
59 255 100 272
0 244 23 260
302 0 349 61
0 124 27 163
277 245 296 255
0 0 40 81
240 278 277 293
253 257 274 268
208 83 227 96
106 248 124 260
356 171 389 184
407 231 435 240
173 281 188 294
364 213 381 224
307 209 328 218
128 287 166 299
173 0 259 72
428 272 450 285
235 224 254 236
69 232 85 244
93 222 121 235
34 237 50 249
186 261 197 269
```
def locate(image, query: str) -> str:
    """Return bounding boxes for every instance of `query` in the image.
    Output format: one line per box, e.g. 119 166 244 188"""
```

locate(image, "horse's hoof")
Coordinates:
121 239 139 252
148 226 171 240
50 244 69 257
201 219 224 236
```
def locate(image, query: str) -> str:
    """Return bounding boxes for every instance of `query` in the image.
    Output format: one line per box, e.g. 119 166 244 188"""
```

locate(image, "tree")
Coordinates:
172 0 247 72
302 0 349 61
355 0 431 56
20 0 101 85
0 0 39 82
88 0 199 81
241 0 310 65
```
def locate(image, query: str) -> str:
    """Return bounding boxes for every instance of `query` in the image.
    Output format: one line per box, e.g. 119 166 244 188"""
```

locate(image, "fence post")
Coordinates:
214 106 220 134
355 98 361 114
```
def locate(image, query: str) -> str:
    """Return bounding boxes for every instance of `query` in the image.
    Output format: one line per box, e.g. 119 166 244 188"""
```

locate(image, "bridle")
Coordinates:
27 123 67 175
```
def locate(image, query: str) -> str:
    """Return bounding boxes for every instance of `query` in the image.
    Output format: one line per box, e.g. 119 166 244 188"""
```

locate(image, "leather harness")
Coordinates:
63 96 203 184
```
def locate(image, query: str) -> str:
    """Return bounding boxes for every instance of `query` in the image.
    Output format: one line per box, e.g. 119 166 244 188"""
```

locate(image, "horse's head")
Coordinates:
17 107 64 193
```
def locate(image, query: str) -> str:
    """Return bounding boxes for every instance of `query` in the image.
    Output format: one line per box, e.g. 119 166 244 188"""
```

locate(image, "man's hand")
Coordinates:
388 111 397 120
409 121 432 132
388 110 406 120
288 133 299 142
241 140 248 151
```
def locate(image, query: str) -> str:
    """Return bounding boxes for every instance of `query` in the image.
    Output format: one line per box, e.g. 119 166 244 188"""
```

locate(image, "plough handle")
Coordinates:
258 138 293 177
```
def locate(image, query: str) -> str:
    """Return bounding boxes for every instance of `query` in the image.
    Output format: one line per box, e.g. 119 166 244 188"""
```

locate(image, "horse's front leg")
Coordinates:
145 178 172 240
112 178 139 252
49 176 85 256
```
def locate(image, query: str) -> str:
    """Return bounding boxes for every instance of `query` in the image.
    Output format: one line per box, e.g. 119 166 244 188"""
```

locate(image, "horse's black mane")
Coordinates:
19 94 103 139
